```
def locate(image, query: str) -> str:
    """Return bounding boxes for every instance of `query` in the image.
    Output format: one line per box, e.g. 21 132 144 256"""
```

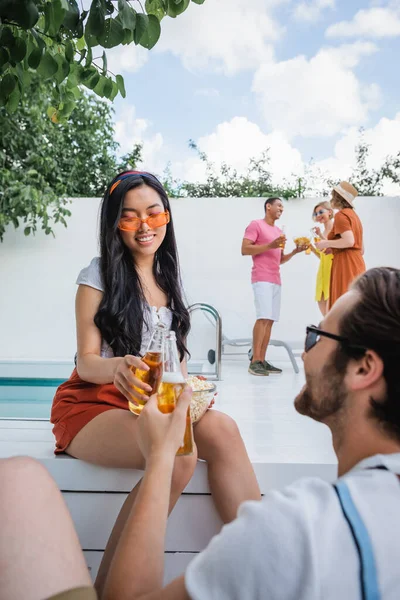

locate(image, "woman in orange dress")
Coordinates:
315 181 365 309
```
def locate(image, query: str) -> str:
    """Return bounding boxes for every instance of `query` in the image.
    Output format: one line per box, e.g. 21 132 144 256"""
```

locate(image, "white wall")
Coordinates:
0 196 399 361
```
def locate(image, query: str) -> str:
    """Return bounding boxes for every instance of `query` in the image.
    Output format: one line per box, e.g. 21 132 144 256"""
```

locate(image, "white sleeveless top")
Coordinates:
76 257 173 357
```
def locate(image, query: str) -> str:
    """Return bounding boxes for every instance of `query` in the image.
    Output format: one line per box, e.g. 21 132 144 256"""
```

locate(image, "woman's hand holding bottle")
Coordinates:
113 355 152 404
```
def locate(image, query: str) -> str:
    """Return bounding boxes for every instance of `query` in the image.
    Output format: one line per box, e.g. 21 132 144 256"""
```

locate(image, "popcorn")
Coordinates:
186 376 216 423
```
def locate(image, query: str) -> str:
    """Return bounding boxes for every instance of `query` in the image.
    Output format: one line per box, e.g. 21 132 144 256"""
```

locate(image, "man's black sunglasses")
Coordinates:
305 325 367 354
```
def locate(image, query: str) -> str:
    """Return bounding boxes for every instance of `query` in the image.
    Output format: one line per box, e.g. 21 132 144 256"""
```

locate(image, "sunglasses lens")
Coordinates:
305 330 318 352
148 212 168 229
119 218 140 231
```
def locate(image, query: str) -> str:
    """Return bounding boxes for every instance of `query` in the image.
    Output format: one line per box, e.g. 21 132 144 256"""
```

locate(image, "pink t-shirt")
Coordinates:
244 219 283 285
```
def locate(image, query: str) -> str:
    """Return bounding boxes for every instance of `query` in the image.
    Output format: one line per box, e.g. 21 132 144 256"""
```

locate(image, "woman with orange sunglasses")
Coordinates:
50 170 261 594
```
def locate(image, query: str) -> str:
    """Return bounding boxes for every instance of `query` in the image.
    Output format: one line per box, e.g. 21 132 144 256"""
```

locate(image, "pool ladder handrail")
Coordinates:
188 303 222 381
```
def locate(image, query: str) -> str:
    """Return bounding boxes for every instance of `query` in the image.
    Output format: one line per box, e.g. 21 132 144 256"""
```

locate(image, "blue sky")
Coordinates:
107 0 400 192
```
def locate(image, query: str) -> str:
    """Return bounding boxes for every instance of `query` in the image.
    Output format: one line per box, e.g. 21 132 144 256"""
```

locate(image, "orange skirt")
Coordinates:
50 369 129 454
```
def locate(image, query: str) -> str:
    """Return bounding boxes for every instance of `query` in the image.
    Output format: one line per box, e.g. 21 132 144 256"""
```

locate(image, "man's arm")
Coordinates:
102 392 193 600
241 237 283 256
281 245 306 264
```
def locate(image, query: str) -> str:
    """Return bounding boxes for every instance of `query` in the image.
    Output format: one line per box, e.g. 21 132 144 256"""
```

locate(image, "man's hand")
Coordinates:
293 243 308 254
137 387 192 461
269 234 286 249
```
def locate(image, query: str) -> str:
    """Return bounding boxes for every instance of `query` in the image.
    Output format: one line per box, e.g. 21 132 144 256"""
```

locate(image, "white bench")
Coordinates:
0 359 338 583
0 418 338 584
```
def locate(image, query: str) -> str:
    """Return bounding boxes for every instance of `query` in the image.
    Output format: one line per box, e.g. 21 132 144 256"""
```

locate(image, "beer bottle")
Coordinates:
157 331 194 456
129 323 166 416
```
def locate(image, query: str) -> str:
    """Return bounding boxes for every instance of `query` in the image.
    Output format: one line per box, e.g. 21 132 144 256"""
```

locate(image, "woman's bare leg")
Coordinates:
66 409 197 595
318 296 328 316
194 410 261 523
0 457 92 600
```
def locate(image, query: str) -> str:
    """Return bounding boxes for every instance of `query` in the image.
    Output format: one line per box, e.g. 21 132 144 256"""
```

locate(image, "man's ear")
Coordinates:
348 350 384 392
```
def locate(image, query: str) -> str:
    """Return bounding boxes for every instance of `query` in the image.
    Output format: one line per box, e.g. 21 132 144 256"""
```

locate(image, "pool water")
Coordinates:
0 378 65 419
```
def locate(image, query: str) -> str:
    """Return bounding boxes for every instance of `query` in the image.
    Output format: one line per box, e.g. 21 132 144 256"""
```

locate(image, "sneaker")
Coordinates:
248 361 269 376
263 361 282 374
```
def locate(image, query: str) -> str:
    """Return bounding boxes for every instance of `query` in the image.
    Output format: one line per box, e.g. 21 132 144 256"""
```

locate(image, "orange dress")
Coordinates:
328 208 365 308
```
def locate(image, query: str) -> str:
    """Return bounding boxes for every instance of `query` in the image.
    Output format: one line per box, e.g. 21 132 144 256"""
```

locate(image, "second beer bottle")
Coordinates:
157 331 194 456
129 323 165 416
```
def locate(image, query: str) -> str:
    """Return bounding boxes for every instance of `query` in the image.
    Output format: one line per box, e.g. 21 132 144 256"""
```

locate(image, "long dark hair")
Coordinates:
94 171 190 361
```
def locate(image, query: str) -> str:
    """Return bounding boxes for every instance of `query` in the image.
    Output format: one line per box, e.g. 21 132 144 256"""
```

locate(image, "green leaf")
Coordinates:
97 18 124 48
10 37 27 63
105 0 115 15
0 0 39 29
0 27 15 49
65 40 74 62
58 98 76 117
103 78 113 99
92 74 107 96
134 13 149 44
191 0 205 4
139 14 161 49
6 86 21 113
84 70 100 90
28 46 43 69
16 62 32 87
37 52 59 80
62 0 80 33
109 80 119 101
67 62 83 85
85 31 99 48
117 0 136 32
101 50 107 75
85 45 93 67
54 54 70 85
167 0 189 17
0 47 9 68
47 0 67 37
47 105 58 120
116 73 126 98
87 0 106 37
76 36 86 51
24 227 32 236
145 0 166 21
0 73 16 99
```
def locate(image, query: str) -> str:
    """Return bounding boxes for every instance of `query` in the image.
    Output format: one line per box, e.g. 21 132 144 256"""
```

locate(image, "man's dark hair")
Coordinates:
264 197 281 212
337 267 400 440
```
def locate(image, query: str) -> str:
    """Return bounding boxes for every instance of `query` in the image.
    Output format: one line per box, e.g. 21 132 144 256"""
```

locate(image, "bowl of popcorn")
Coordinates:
186 376 217 423
293 236 311 254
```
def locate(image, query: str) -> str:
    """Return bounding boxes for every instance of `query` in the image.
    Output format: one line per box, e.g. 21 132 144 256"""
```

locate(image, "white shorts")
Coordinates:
252 282 281 322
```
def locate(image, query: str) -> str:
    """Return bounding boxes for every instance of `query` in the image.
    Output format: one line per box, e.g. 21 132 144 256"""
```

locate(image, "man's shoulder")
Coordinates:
241 476 337 522
245 219 263 229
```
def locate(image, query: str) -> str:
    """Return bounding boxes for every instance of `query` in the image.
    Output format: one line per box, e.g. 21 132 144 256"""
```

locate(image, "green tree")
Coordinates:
0 77 121 241
164 141 307 199
0 0 206 120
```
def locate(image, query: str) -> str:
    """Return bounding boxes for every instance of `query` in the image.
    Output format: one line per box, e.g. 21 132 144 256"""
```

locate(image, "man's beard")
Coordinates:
294 356 348 423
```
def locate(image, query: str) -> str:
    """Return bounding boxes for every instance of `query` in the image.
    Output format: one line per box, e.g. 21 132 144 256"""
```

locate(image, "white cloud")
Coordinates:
310 113 400 194
114 105 164 174
155 0 287 74
106 44 149 75
326 7 400 38
294 0 336 23
252 42 381 138
113 109 400 197
171 117 304 184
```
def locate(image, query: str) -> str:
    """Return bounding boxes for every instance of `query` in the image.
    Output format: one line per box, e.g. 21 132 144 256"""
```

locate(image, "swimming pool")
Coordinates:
0 378 65 419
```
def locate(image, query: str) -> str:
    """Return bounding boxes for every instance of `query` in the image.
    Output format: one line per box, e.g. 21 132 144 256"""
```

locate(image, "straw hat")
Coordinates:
333 181 358 206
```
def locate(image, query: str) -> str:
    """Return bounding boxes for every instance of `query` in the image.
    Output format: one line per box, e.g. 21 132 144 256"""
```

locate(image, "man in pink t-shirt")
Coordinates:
242 197 306 376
